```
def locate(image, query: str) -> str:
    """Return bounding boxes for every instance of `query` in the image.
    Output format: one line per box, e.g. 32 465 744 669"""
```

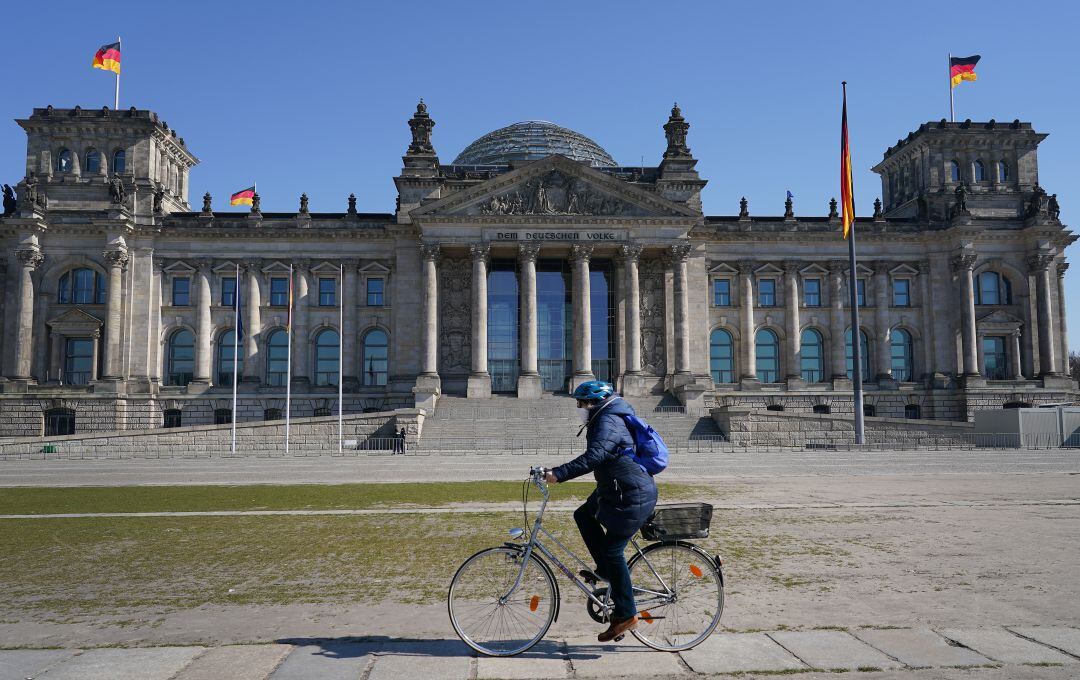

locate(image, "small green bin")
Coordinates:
41 445 57 454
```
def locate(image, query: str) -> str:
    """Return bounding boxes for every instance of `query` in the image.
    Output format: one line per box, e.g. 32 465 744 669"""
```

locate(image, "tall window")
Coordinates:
57 148 72 173
890 328 914 381
167 329 195 386
973 160 986 182
318 278 337 306
758 279 776 307
362 328 389 386
710 329 735 383
314 329 339 386
216 330 243 385
85 149 101 173
220 277 237 306
845 328 870 379
265 329 289 386
983 336 1008 380
172 277 191 306
892 279 911 307
997 161 1009 182
803 278 821 307
112 149 126 173
976 272 1012 305
713 279 731 307
856 279 866 307
800 329 824 383
366 278 385 306
269 277 288 307
949 160 960 182
44 408 76 436
755 329 780 383
64 337 94 385
58 268 106 305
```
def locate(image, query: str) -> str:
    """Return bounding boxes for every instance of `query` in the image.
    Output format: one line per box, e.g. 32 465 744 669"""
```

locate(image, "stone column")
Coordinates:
467 243 491 398
101 249 129 380
1009 330 1023 380
828 261 848 383
292 261 311 385
242 259 262 384
873 260 893 381
10 248 43 380
671 244 692 381
952 252 980 381
419 244 441 378
1056 261 1069 370
570 244 594 387
517 243 542 399
193 260 213 385
621 244 648 396
783 260 804 387
1029 253 1058 376
738 261 757 386
917 261 935 382
341 260 358 388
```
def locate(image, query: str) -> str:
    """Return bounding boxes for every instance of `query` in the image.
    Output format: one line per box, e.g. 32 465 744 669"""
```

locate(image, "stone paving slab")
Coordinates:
1008 625 1080 657
368 639 473 680
853 627 992 668
173 643 293 680
37 647 206 680
269 642 377 680
476 642 569 679
938 627 1076 665
0 649 78 680
768 629 904 670
679 631 808 674
563 637 685 677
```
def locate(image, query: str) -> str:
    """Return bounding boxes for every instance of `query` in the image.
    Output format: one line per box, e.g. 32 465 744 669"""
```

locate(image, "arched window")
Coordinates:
85 149 101 173
44 407 76 436
58 268 106 304
975 271 1012 305
166 329 195 386
216 330 243 386
265 329 289 387
890 328 914 381
997 161 1009 182
163 409 182 428
800 329 824 383
905 404 921 419
709 329 735 384
973 160 986 182
57 148 72 173
949 160 960 182
755 329 780 383
361 328 389 386
112 149 126 174
845 328 870 379
314 329 339 386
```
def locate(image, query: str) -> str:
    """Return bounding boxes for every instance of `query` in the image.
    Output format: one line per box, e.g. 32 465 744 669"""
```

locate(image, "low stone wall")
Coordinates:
0 409 423 458
711 406 973 447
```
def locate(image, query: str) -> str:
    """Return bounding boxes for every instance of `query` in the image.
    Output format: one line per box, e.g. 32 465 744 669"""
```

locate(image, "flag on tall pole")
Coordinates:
840 81 865 445
92 38 121 109
231 263 242 454
230 186 256 207
948 54 980 122
285 263 293 455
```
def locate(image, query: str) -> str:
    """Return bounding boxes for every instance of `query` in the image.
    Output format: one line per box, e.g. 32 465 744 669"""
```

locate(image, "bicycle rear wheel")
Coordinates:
448 546 557 656
627 542 723 651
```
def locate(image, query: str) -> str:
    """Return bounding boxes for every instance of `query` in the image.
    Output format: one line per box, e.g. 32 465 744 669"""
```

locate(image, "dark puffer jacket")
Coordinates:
552 397 658 536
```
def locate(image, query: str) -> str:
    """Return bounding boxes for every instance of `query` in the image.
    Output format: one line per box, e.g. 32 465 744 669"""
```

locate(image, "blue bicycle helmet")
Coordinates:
571 380 615 403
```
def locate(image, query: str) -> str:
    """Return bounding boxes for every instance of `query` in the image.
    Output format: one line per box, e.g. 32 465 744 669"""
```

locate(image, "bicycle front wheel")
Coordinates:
448 546 557 656
628 542 724 651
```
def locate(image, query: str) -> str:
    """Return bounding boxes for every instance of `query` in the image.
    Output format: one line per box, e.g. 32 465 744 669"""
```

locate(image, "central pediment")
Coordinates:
410 155 696 221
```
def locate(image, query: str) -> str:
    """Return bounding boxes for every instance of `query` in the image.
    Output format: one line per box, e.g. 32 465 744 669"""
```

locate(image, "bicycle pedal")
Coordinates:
613 634 625 642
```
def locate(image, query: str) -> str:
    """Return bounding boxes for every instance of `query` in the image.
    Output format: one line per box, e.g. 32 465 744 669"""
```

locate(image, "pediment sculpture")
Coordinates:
476 170 647 217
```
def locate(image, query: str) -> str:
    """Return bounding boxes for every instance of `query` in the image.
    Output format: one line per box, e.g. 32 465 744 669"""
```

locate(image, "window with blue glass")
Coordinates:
949 160 960 182
713 279 731 306
112 149 126 174
220 277 237 306
172 277 190 306
64 337 94 385
265 329 289 386
318 278 337 306
487 261 519 393
890 328 913 381
803 278 821 307
167 329 195 386
800 329 824 383
590 264 616 384
57 148 72 173
362 328 389 387
85 149 101 173
269 277 288 307
710 329 735 383
845 328 870 379
856 279 866 307
366 277 385 306
216 330 243 385
755 329 780 383
983 336 1008 380
758 279 776 307
973 160 986 182
537 260 571 392
314 329 339 386
892 278 910 307
975 272 1011 305
58 268 106 305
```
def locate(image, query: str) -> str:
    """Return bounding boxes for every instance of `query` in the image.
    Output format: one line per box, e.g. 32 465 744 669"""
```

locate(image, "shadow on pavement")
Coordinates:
275 636 591 659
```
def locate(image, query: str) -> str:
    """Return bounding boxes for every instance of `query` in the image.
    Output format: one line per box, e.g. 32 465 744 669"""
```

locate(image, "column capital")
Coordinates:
827 259 847 275
951 252 977 273
468 242 491 262
518 242 541 262
193 257 214 273
15 248 44 270
102 249 130 270
1026 252 1054 273
242 258 263 272
737 260 756 276
872 259 891 275
621 243 644 262
569 244 593 263
669 243 691 263
782 260 801 276
419 242 441 262
1056 260 1069 278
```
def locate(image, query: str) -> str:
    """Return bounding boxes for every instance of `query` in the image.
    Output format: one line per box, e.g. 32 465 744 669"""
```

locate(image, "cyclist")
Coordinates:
544 380 657 642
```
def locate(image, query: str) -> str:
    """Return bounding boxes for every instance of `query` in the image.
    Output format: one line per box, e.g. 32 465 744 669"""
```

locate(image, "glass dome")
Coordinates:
451 121 617 167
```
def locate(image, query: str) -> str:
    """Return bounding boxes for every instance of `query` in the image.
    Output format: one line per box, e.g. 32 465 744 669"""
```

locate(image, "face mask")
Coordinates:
576 407 590 425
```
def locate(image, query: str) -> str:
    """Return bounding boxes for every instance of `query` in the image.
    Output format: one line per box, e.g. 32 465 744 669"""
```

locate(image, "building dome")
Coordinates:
451 121 617 167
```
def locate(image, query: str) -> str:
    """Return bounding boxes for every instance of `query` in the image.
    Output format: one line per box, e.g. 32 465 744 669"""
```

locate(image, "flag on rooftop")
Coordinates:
950 55 980 88
92 41 121 75
230 186 256 206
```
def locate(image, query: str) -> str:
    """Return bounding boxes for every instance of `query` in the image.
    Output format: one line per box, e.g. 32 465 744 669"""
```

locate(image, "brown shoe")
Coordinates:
598 615 638 642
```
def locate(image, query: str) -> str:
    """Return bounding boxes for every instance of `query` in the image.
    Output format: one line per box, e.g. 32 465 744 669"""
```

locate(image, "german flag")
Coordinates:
92 41 121 75
230 186 256 206
950 55 980 88
840 83 855 239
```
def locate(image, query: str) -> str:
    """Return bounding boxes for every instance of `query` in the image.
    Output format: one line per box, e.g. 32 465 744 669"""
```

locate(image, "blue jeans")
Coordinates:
574 493 636 620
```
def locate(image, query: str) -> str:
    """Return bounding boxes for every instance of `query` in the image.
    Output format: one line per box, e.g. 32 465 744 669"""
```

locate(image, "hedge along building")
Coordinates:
0 102 1075 437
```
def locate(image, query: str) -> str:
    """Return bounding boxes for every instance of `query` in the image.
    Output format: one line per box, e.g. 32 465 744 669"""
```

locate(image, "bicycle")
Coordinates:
448 466 724 656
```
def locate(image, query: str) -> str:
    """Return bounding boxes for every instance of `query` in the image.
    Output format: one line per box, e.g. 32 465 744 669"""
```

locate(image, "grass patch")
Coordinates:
0 481 708 515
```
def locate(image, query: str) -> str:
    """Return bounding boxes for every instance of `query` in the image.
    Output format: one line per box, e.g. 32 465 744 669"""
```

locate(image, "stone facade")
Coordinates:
0 104 1075 438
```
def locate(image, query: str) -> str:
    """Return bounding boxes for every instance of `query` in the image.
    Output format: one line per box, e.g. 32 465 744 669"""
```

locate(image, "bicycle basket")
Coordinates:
641 503 713 541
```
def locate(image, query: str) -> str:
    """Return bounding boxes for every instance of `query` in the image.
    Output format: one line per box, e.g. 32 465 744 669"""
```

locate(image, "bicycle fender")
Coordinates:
630 540 724 588
502 543 562 623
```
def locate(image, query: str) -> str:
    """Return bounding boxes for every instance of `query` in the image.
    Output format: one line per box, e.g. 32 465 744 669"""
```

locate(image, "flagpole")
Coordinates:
285 263 293 455
948 53 954 123
231 263 240 454
337 263 344 454
842 81 866 445
114 36 121 110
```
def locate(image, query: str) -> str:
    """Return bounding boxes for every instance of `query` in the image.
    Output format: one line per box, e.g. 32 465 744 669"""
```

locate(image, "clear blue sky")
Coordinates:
3 1 1078 346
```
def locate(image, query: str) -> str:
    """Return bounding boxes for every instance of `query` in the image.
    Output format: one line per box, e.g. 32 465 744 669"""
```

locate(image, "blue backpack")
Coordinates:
620 413 669 476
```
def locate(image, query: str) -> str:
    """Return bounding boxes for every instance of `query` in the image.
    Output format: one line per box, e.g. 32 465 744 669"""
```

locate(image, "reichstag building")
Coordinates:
0 101 1075 436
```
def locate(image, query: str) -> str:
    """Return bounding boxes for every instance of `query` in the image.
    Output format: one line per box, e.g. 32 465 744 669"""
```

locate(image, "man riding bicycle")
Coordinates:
544 380 658 642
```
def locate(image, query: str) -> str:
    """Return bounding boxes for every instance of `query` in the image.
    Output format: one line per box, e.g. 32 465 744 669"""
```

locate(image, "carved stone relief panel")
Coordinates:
639 256 667 376
439 257 471 374
473 170 648 217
